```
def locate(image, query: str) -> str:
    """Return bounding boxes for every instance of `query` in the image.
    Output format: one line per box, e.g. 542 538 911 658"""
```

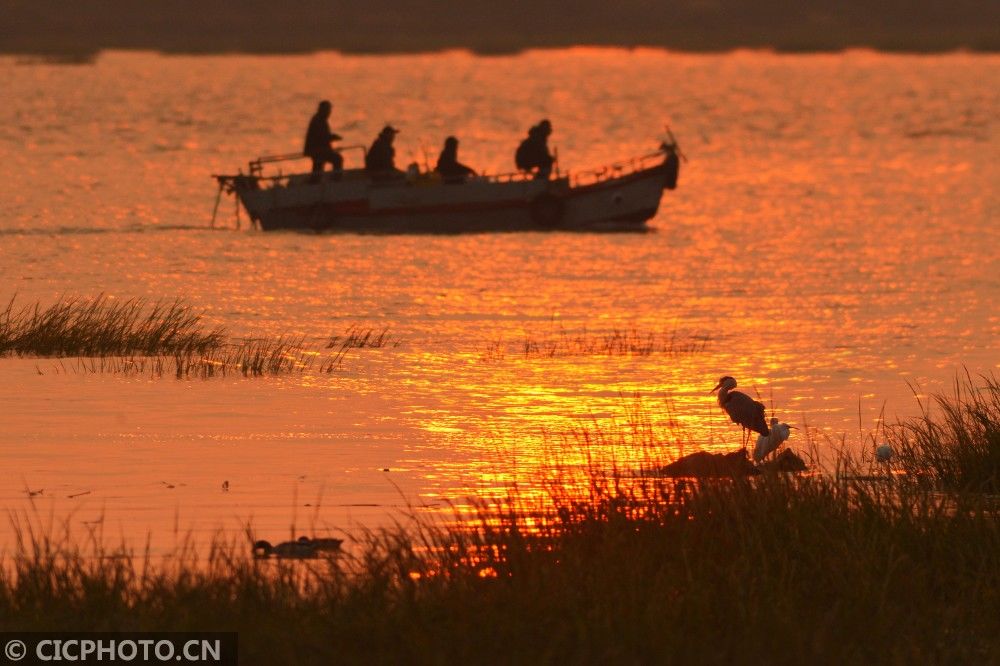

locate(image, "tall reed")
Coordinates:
484 326 709 360
2 296 394 378
0 295 224 357
881 373 1000 492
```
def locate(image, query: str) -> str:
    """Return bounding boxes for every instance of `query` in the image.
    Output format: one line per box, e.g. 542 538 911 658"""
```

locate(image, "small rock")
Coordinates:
759 448 808 472
659 449 760 478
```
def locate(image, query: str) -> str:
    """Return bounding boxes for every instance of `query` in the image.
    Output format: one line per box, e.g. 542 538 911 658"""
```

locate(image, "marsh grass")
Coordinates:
3 296 396 378
38 337 362 379
175 336 328 378
2 467 998 663
327 325 395 351
3 390 1000 663
877 373 1000 493
483 326 709 361
323 325 397 369
0 295 224 357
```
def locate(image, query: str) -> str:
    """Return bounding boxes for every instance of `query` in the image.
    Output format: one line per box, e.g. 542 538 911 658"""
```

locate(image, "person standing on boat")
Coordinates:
303 100 343 182
434 136 477 183
515 119 555 180
365 125 402 178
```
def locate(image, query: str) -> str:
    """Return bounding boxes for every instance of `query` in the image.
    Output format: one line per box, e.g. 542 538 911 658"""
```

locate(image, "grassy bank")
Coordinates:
3 338 1000 662
2 474 997 663
4 379 1000 664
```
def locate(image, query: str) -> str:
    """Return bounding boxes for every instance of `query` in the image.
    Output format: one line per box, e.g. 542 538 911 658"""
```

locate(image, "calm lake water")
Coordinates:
1 49 998 552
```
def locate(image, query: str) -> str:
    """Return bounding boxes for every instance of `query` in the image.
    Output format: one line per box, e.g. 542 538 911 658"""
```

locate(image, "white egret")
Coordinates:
753 417 796 463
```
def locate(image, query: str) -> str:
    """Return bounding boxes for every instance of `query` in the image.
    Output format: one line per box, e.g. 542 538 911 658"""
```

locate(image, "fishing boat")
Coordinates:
212 140 681 233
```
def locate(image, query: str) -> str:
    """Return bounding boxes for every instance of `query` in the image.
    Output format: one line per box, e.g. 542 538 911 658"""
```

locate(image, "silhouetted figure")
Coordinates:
365 125 402 178
711 375 769 451
515 119 555 180
434 136 477 183
303 100 343 182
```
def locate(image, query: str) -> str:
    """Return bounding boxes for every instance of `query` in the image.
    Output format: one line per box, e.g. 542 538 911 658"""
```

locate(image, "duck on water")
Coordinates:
253 536 344 559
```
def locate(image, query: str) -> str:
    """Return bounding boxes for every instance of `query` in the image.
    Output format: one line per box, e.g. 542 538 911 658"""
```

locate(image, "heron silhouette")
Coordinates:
711 376 769 449
753 417 796 463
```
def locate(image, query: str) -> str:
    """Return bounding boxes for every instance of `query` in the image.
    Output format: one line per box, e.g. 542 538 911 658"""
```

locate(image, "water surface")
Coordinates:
1 49 998 551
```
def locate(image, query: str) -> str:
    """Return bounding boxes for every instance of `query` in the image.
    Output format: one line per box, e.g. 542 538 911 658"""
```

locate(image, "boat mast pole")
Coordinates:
210 180 224 228
664 125 688 162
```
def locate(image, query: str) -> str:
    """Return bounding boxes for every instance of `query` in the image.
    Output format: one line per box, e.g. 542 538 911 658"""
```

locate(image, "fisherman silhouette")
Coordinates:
515 119 555 180
365 125 403 179
303 100 343 182
434 136 477 183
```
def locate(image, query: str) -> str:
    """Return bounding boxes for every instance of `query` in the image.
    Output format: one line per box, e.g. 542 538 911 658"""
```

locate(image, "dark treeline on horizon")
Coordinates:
3 0 997 57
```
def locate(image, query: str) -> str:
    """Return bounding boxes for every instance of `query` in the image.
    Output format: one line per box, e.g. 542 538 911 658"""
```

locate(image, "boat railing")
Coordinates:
568 150 666 187
476 148 664 186
477 170 539 184
248 144 369 176
223 145 668 189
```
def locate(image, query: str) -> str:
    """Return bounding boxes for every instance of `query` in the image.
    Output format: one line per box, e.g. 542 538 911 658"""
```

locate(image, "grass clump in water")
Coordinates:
2 295 397 378
323 325 397 368
0 295 224 357
47 337 347 379
174 336 322 378
483 326 709 361
327 325 395 351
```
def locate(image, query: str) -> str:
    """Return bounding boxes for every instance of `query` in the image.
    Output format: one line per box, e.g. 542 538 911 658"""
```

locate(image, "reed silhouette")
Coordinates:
1 295 394 378
3 383 1000 663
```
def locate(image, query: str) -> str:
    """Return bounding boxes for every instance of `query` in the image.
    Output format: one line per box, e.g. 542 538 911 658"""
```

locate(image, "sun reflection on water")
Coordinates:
0 49 998 551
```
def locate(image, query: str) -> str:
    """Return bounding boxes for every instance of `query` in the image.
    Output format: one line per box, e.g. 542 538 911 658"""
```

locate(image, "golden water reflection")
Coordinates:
0 49 998 552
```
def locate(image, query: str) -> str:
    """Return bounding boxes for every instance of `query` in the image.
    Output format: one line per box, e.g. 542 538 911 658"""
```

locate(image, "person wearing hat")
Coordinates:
515 119 555 180
434 136 477 183
365 125 402 177
303 100 343 182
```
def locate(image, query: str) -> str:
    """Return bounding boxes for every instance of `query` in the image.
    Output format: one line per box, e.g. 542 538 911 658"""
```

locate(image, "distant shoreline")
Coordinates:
4 42 999 65
3 0 997 60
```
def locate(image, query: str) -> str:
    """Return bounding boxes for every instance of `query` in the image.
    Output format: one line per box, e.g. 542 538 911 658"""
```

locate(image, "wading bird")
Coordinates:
753 417 796 463
711 376 769 448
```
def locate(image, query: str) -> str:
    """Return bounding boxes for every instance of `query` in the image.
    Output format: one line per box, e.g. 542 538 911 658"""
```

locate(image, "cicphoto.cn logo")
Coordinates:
0 633 237 665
